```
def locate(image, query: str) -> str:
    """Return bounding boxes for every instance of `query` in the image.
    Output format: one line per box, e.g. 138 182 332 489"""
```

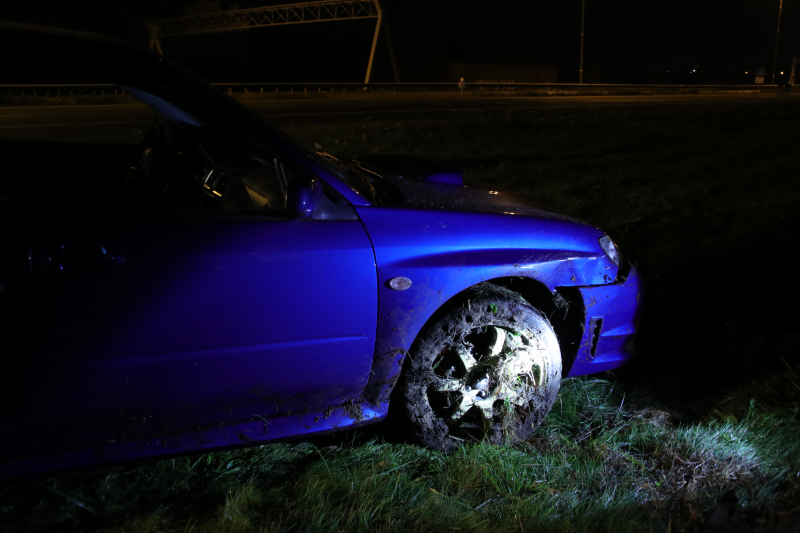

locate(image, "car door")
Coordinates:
0 148 377 459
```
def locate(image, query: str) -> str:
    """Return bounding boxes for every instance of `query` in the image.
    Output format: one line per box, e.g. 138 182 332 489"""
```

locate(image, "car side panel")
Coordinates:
2 215 377 459
353 207 616 404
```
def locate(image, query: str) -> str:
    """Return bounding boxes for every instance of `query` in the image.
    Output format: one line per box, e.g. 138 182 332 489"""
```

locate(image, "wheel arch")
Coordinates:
416 276 585 378
363 274 585 407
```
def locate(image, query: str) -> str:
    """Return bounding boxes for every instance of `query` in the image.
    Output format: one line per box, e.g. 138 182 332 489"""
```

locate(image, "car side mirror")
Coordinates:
286 174 323 219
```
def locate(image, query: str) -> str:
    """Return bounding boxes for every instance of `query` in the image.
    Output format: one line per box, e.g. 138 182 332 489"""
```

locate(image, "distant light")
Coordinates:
745 71 748 74
781 71 784 75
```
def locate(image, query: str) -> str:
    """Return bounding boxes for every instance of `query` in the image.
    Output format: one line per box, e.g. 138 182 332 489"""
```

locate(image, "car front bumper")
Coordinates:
563 264 642 377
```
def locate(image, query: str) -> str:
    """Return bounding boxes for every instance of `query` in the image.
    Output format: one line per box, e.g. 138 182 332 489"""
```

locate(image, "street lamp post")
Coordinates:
772 0 784 84
579 0 586 84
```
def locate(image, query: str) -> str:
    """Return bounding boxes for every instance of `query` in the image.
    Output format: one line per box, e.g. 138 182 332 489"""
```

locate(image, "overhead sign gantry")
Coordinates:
146 0 382 83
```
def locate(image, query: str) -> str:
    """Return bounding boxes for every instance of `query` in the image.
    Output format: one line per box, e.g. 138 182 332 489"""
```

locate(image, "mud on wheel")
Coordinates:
397 283 561 451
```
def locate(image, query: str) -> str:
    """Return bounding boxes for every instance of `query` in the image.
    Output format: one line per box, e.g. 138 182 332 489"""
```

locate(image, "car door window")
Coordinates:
125 116 290 215
0 90 347 219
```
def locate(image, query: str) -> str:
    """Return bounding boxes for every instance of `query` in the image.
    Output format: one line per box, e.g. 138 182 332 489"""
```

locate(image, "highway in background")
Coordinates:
0 93 793 138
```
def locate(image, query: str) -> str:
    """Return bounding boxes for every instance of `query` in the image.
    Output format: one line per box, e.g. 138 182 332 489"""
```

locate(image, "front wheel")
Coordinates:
396 284 561 451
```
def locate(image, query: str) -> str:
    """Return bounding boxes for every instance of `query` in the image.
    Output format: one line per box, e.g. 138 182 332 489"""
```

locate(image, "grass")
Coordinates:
2 373 798 532
2 98 799 532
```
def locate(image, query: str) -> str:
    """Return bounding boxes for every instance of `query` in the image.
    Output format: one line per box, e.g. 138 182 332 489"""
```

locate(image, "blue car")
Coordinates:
0 23 640 478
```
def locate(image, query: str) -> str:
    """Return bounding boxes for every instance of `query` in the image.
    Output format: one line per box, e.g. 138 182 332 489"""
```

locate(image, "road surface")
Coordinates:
0 93 793 137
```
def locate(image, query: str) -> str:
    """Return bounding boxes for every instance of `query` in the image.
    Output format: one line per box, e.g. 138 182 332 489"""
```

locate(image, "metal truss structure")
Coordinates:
146 1 382 82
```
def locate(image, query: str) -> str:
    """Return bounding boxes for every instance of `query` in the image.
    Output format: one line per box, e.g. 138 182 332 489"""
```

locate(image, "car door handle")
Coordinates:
29 243 125 274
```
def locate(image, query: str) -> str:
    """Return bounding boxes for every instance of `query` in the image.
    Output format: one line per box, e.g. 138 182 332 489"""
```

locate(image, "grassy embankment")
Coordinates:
1 100 799 533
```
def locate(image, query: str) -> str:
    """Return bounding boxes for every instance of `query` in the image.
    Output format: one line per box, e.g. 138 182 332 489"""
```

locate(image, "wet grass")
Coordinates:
2 99 799 532
2 373 798 532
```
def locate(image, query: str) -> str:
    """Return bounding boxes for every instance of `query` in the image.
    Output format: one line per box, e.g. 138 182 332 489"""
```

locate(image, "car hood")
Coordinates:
352 154 587 225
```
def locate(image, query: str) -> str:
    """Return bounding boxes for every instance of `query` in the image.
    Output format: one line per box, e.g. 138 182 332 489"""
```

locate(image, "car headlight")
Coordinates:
599 235 622 267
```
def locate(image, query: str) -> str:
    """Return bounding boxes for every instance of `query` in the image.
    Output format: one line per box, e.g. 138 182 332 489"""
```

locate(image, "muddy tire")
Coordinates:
396 283 561 451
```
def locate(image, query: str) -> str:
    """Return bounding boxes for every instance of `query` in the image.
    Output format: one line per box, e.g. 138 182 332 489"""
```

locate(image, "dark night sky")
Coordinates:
3 0 799 83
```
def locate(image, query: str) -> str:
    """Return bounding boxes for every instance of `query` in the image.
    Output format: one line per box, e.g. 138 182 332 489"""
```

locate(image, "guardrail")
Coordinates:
0 82 784 104
0 84 123 97
211 82 779 94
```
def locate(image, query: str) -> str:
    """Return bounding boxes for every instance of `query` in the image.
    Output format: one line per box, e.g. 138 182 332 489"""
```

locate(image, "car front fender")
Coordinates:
354 206 619 404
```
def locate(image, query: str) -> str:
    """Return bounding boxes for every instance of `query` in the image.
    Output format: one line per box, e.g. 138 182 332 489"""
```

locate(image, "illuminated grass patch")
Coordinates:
1 371 798 533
